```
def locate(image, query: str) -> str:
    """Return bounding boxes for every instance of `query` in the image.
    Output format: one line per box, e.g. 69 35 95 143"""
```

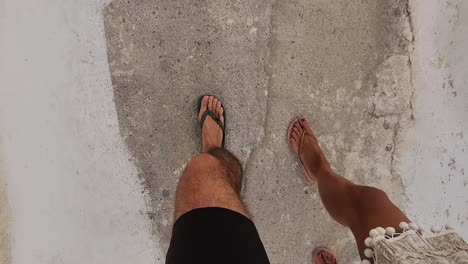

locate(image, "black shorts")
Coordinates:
166 207 270 264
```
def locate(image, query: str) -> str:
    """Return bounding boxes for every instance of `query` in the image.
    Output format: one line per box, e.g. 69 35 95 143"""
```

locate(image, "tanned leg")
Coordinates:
289 117 410 260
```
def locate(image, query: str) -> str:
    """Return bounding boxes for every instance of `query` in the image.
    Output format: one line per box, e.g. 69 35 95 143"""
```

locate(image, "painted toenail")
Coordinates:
301 118 305 122
316 251 321 256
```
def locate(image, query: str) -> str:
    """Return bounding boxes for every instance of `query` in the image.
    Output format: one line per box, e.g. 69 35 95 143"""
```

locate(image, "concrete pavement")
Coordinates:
0 0 467 263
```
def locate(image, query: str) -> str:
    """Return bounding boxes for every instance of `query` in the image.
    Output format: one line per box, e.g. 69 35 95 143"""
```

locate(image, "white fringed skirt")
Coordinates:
359 223 468 264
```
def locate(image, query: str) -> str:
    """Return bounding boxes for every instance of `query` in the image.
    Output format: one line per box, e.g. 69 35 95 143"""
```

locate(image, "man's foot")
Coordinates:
312 247 338 264
198 96 225 152
288 117 332 181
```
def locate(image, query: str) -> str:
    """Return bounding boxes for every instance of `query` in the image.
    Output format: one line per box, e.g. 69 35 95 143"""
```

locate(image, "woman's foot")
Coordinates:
288 117 332 181
312 247 338 264
198 96 225 152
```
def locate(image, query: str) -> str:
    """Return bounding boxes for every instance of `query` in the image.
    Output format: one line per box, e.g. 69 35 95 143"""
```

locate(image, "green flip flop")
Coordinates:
197 95 226 147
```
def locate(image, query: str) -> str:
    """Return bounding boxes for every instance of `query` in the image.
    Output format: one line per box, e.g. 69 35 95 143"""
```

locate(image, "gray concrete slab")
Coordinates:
401 0 468 239
104 0 416 262
104 0 272 248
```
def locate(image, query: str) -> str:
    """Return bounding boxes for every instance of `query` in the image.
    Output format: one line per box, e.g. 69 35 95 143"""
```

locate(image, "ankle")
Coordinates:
315 162 334 179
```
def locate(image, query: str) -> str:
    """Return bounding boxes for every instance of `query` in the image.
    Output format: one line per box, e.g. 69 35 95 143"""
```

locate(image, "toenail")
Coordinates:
301 118 305 122
316 251 321 256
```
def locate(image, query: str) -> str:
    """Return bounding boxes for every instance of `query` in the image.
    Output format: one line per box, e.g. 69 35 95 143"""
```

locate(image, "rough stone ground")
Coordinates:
104 0 414 262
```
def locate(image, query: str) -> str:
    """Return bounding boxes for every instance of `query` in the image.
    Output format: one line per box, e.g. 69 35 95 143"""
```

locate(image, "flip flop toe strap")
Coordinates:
298 129 317 182
200 109 224 131
298 130 313 162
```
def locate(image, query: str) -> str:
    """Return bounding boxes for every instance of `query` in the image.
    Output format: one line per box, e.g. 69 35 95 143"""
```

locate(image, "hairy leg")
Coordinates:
175 149 250 219
289 117 410 259
174 95 248 220
174 149 248 221
168 97 270 264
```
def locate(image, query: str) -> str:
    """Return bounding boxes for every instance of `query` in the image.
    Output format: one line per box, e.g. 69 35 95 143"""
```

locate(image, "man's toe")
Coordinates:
208 96 214 110
212 98 218 112
199 96 209 120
